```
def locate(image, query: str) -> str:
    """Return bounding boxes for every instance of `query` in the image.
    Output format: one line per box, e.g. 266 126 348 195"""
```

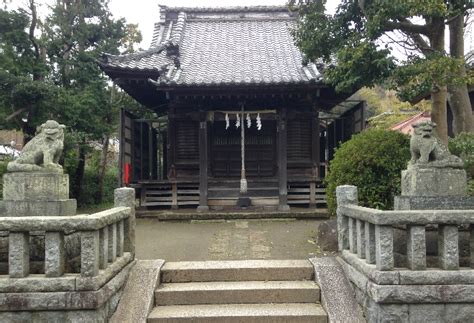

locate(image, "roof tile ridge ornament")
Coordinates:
161 5 294 14
150 6 168 47
160 11 185 81
99 43 168 64
170 12 187 45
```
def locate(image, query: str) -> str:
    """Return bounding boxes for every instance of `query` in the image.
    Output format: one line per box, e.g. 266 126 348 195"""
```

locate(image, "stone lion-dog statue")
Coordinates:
7 120 66 173
409 120 463 169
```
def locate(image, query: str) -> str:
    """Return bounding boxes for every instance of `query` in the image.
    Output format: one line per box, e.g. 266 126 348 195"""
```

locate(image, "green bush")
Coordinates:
78 165 119 207
449 132 474 176
325 128 410 215
449 132 474 196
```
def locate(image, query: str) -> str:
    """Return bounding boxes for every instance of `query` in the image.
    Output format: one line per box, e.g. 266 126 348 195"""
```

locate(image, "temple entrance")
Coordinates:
210 120 277 178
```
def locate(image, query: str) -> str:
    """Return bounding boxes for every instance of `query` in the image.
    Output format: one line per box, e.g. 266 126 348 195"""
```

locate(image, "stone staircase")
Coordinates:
147 260 327 322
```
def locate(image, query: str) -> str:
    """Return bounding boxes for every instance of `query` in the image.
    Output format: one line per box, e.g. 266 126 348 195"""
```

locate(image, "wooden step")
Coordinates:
147 303 327 322
161 260 314 283
155 280 320 305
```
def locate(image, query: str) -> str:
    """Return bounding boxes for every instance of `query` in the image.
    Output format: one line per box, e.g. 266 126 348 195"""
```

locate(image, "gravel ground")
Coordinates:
135 218 333 261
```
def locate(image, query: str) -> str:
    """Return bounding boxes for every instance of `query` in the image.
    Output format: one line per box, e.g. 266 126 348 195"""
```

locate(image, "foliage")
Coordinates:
449 132 474 179
325 129 410 215
0 1 143 204
64 148 118 207
0 160 8 199
293 1 471 96
78 165 119 207
292 0 474 137
390 55 471 102
355 86 431 129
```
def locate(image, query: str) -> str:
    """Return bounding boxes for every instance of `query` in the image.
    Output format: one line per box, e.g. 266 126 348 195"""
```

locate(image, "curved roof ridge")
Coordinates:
160 5 292 13
170 12 187 45
101 43 167 63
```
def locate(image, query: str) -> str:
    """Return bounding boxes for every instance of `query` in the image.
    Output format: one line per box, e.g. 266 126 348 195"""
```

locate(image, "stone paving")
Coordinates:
135 218 333 261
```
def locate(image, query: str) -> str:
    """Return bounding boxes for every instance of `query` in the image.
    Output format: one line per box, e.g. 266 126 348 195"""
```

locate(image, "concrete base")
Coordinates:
3 172 70 201
3 199 77 217
196 205 210 213
309 257 364 323
394 195 474 210
237 196 251 208
341 257 474 323
2 172 76 217
278 204 290 212
351 278 474 323
0 259 133 322
111 259 164 323
136 208 329 220
401 168 467 196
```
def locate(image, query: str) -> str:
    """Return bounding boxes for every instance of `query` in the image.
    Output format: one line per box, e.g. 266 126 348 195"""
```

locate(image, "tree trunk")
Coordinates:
448 14 474 134
430 18 449 144
73 145 86 201
96 135 109 203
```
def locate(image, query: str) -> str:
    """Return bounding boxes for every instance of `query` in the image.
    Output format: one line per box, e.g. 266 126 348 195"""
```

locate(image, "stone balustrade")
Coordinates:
0 188 135 295
4 206 131 280
337 185 474 279
337 185 474 322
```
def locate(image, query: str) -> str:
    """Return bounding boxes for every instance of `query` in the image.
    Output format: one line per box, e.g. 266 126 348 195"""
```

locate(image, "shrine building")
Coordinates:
99 6 365 211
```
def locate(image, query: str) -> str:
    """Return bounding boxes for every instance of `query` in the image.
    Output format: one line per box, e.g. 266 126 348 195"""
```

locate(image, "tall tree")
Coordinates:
0 1 56 141
448 4 473 134
292 0 473 143
43 0 130 200
0 0 142 203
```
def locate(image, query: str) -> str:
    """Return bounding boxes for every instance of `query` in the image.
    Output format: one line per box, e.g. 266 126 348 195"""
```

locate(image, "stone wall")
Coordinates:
0 187 135 322
336 185 474 323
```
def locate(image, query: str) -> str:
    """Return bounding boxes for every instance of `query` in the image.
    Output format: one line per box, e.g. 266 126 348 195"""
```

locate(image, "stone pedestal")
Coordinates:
2 172 76 216
394 196 474 210
396 167 473 210
401 167 467 197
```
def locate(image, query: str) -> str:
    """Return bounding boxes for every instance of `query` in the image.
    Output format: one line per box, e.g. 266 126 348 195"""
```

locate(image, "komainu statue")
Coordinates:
7 120 66 173
408 120 464 169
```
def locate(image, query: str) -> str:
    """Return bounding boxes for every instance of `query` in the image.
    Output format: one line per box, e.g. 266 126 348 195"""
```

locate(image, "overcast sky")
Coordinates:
7 1 472 56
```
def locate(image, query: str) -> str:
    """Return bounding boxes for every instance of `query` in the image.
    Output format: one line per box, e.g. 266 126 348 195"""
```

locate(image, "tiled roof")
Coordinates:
391 111 431 135
100 6 322 87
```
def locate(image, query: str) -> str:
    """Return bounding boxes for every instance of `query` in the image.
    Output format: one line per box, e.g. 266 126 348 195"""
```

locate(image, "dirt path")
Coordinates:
136 218 331 261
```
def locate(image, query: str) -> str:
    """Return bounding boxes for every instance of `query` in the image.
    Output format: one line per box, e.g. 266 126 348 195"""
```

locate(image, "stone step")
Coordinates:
155 280 320 305
147 303 327 323
161 260 314 283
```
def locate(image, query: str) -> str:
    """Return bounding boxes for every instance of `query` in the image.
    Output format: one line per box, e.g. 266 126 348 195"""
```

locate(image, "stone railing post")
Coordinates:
336 185 358 252
407 225 426 270
117 220 125 257
356 219 366 259
99 227 109 269
81 231 100 277
365 222 376 264
45 232 65 277
439 225 459 270
471 224 474 269
375 225 394 271
9 232 30 278
114 187 135 257
349 218 357 253
108 223 117 263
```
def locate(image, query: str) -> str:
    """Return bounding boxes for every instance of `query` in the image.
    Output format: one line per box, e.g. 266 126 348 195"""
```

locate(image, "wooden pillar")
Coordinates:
197 111 209 212
168 108 178 210
311 108 320 178
310 107 320 208
167 108 176 177
140 122 144 181
162 131 168 180
278 107 289 211
148 122 153 179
